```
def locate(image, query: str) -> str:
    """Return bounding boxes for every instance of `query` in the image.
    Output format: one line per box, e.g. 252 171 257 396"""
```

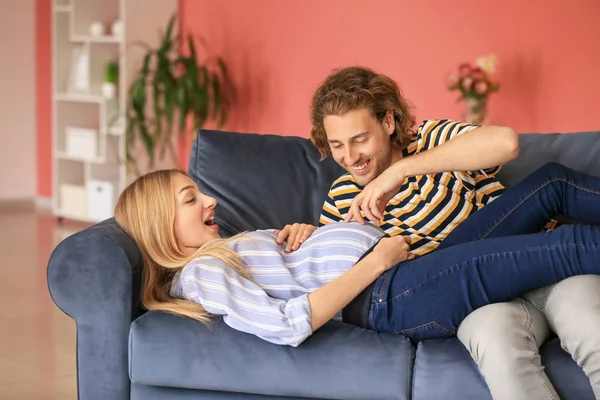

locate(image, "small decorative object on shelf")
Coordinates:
111 20 123 38
89 21 105 37
102 61 119 99
67 45 90 94
447 54 500 125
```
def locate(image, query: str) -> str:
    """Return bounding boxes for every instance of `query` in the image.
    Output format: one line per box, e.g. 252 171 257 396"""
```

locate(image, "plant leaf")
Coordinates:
177 84 188 131
159 14 176 54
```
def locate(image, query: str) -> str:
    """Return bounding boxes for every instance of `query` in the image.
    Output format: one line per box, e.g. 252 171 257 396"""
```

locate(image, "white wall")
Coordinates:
0 0 36 201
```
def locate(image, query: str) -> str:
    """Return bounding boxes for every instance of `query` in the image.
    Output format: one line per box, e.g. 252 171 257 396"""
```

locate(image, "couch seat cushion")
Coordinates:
412 337 595 400
130 311 415 400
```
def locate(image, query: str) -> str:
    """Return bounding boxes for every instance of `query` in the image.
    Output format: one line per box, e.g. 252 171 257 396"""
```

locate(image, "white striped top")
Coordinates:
170 221 385 346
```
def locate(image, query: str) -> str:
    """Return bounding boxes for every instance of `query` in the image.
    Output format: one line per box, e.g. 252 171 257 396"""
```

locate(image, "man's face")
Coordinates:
324 108 397 186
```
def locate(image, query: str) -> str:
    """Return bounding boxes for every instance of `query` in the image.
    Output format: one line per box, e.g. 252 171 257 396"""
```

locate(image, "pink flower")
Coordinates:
458 63 472 77
471 67 486 81
475 80 489 94
448 73 458 87
462 77 473 91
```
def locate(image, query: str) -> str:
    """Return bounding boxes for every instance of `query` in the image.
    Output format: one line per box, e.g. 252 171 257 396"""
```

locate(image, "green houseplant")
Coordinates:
126 14 235 173
102 61 119 99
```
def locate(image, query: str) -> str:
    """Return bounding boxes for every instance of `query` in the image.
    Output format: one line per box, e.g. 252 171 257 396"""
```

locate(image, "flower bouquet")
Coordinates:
448 54 500 125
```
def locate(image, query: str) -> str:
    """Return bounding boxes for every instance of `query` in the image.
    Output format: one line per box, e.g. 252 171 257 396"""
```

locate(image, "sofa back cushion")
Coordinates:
188 129 344 236
497 131 600 188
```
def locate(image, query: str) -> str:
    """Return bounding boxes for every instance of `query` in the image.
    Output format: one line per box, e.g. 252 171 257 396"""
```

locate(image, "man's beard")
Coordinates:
349 151 393 187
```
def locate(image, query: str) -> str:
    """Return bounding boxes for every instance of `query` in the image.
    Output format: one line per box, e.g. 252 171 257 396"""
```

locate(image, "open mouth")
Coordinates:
350 160 370 175
204 215 217 228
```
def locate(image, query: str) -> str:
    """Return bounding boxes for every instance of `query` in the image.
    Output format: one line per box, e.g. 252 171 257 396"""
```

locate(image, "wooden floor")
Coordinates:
0 209 89 399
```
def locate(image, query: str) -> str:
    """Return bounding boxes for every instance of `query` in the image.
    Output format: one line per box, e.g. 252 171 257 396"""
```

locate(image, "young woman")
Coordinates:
114 162 600 347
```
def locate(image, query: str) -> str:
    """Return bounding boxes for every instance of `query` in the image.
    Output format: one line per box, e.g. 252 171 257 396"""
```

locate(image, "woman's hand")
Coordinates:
274 223 317 253
371 235 415 271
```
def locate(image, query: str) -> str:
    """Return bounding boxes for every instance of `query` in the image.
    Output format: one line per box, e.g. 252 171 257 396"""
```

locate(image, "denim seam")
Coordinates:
388 242 598 303
482 177 600 240
372 270 390 302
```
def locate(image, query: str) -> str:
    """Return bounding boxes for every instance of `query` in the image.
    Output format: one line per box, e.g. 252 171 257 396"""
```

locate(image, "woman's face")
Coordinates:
172 173 221 255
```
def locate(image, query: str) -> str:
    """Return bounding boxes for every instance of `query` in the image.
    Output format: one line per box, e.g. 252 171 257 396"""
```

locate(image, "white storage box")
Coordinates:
87 180 115 221
60 184 88 218
66 127 97 159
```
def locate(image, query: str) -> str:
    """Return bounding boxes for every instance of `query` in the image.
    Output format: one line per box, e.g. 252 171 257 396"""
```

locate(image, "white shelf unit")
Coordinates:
51 0 178 223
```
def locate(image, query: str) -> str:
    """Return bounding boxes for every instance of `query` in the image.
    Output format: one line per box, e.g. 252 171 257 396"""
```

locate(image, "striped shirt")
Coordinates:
170 222 385 346
319 119 506 256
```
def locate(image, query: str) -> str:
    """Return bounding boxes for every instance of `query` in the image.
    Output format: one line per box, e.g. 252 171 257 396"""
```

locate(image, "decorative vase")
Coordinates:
101 82 116 99
464 97 488 125
89 22 105 37
111 20 123 37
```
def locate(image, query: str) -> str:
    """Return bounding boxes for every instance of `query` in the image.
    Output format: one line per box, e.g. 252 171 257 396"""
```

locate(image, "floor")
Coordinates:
0 209 89 399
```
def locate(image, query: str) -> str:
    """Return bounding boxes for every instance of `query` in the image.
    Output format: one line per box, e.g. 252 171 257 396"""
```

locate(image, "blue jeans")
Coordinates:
366 162 600 343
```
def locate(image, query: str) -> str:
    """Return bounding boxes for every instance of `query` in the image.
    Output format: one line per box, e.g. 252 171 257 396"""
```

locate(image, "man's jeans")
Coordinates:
457 276 600 400
366 163 600 342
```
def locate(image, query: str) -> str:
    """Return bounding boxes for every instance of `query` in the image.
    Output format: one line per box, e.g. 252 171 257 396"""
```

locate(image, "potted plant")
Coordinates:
447 54 500 125
102 61 119 99
125 14 236 173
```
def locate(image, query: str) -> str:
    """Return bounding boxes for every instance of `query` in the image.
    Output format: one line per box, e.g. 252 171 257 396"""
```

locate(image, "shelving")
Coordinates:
71 35 121 43
51 0 178 223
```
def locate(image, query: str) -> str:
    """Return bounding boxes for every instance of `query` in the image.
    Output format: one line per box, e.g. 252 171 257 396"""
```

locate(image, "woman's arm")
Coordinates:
307 235 412 332
180 236 410 346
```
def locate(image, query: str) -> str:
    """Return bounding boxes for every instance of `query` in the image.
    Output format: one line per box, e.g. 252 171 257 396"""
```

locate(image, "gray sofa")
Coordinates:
47 128 600 400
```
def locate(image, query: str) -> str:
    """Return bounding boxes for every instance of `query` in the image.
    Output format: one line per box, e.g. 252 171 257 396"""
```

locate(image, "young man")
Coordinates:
310 66 600 400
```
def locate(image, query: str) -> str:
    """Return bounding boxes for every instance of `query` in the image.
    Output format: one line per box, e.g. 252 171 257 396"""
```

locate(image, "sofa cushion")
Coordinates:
188 129 345 237
411 337 595 400
497 131 600 188
412 338 491 400
130 311 415 400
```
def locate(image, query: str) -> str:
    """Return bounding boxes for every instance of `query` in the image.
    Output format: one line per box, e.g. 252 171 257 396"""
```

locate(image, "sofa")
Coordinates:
47 127 600 400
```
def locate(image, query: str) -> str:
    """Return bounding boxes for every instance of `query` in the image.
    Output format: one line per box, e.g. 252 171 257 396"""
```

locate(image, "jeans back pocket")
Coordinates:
399 321 456 342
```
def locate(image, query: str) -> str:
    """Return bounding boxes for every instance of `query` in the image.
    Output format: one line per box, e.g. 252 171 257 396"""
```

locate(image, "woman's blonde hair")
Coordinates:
114 169 248 324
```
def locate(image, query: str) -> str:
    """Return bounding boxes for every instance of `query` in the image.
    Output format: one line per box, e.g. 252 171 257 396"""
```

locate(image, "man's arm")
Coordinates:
345 123 519 224
397 124 519 178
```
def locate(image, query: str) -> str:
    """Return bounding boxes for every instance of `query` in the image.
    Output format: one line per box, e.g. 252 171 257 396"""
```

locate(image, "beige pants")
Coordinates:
457 275 600 400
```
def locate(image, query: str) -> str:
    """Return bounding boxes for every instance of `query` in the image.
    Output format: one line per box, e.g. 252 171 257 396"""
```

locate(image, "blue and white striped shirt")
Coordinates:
170 222 385 346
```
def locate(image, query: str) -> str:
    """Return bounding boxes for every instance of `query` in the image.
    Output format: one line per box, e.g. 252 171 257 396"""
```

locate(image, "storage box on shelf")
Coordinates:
59 184 88 219
51 0 178 224
65 127 98 160
86 179 117 221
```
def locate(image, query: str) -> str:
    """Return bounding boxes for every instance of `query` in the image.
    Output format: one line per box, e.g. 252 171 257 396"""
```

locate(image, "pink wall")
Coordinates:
36 0 52 198
179 0 600 139
35 0 600 197
0 0 37 200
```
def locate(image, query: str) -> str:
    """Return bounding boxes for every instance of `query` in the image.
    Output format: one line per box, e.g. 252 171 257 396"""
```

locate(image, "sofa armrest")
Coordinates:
47 218 143 400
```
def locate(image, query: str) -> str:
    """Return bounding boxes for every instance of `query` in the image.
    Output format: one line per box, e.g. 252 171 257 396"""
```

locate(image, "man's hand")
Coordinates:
345 163 406 224
275 223 317 253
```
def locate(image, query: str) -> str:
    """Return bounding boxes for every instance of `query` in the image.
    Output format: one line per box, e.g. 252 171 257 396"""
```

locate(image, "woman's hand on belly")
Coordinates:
275 223 317 253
